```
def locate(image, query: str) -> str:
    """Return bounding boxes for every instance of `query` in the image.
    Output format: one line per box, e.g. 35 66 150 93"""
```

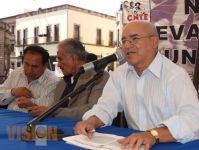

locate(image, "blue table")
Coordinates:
0 108 198 150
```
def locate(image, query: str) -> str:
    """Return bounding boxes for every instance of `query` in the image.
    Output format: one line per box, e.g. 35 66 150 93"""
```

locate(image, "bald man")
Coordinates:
74 21 199 150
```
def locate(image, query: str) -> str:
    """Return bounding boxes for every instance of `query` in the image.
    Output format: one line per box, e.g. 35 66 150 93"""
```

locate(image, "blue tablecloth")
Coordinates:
0 108 198 150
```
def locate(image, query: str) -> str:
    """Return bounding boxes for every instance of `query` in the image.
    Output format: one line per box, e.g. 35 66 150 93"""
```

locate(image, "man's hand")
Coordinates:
118 131 156 150
16 97 36 108
11 87 33 98
74 120 96 139
27 106 48 116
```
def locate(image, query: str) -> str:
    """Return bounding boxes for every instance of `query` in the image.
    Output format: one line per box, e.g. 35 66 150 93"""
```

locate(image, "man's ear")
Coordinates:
151 36 159 50
44 63 48 68
71 55 78 62
71 55 80 74
71 55 79 67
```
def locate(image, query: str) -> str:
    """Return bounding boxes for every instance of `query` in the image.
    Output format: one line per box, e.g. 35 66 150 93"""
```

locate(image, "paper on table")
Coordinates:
63 132 145 150
63 132 123 150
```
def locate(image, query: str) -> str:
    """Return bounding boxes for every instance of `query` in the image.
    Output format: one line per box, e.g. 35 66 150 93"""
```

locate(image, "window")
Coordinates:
17 30 21 45
54 24 59 42
46 25 52 42
23 28 28 45
109 31 114 46
117 29 120 46
96 28 102 45
74 24 80 40
34 27 39 43
11 25 15 34
11 44 14 52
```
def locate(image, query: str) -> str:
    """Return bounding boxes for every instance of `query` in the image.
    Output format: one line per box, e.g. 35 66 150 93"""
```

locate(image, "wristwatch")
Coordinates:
148 129 159 144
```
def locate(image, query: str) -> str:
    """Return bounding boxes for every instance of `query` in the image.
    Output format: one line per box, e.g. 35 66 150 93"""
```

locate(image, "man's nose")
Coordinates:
26 66 33 73
123 40 133 48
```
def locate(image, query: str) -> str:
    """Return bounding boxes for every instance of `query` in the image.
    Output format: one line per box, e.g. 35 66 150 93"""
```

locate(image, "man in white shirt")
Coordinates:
0 45 59 113
27 39 109 120
74 21 199 150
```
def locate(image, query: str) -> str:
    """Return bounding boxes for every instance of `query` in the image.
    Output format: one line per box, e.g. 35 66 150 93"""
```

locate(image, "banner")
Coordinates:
122 0 150 23
120 0 199 77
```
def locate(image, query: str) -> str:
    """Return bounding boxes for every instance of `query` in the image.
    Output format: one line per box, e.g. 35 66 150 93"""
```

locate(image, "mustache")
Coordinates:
25 72 34 76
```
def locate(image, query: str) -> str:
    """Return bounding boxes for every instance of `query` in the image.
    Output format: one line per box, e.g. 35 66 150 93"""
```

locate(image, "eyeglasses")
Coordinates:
120 35 154 46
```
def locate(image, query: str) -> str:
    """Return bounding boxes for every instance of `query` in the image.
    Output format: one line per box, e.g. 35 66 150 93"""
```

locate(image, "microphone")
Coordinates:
80 50 124 73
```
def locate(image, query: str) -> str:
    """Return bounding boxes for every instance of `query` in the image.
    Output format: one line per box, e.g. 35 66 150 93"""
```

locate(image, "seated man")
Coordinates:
0 45 59 112
28 38 109 120
74 21 199 150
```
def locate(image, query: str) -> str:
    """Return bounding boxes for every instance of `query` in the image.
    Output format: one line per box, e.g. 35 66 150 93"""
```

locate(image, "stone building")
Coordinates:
0 22 14 83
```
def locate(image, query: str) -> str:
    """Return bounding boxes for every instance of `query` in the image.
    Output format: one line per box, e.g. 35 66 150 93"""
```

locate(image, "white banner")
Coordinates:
122 0 150 23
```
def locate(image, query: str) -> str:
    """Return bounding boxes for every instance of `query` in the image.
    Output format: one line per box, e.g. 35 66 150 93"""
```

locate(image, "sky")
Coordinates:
0 0 122 18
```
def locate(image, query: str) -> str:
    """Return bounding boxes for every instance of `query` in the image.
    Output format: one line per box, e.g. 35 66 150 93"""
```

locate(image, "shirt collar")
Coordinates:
63 75 72 84
63 73 80 85
127 52 162 78
147 52 162 78
37 69 48 83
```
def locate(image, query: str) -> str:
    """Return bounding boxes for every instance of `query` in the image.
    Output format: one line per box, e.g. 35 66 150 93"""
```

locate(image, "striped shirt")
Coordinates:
83 52 199 143
0 67 59 112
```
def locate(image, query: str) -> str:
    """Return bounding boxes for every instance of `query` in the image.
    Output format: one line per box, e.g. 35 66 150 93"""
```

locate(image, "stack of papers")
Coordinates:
63 132 124 150
63 132 145 150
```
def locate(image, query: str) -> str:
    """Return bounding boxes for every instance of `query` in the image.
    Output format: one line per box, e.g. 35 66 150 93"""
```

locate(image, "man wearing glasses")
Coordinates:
74 21 199 150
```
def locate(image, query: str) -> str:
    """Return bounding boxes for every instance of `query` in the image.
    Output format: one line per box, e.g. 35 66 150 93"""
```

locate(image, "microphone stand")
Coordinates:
25 71 104 134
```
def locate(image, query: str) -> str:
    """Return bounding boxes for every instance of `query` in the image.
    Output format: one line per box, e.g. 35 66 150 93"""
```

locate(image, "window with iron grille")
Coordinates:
109 31 114 46
23 28 28 45
74 24 80 40
46 25 51 42
34 26 39 44
54 24 59 42
17 30 21 45
96 28 102 45
11 25 15 34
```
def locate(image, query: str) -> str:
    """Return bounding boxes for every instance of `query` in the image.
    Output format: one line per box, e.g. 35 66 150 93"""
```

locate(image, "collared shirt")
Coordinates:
83 52 199 143
60 73 80 106
0 67 59 112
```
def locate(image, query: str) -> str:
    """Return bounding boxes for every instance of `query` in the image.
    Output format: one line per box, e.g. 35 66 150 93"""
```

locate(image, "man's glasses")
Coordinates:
120 35 154 46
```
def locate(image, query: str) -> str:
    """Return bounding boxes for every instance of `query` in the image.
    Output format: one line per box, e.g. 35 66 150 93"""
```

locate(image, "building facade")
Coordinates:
14 4 117 72
0 22 15 83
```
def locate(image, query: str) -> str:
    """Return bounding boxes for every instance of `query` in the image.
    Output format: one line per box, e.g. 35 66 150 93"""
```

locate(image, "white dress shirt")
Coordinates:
83 52 199 143
0 67 59 112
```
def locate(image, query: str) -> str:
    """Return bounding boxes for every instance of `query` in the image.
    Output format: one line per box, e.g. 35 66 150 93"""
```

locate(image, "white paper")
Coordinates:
63 132 123 150
63 132 145 150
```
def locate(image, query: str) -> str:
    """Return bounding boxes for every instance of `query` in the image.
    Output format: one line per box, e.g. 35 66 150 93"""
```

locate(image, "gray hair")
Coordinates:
58 38 87 61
